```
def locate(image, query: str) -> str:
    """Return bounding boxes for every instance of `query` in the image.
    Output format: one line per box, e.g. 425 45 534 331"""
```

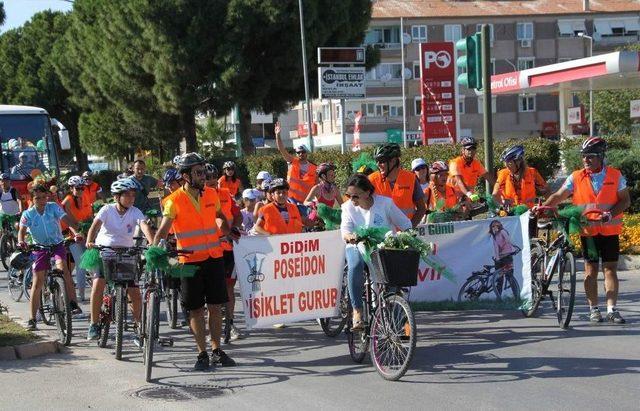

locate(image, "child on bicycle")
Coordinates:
18 184 84 331
85 179 154 341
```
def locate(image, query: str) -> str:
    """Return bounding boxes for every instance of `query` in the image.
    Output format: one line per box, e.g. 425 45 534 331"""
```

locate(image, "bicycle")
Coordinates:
523 206 578 329
318 264 349 337
93 245 146 357
140 246 189 382
345 246 418 381
6 250 32 302
26 243 73 346
0 214 19 270
457 247 521 303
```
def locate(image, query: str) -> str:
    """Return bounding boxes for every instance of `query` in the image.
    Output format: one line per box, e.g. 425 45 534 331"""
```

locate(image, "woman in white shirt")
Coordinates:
340 174 411 330
84 179 154 341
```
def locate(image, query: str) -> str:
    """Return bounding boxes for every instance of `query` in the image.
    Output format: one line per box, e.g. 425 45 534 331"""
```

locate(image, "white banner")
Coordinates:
410 214 531 303
319 67 366 99
233 230 345 329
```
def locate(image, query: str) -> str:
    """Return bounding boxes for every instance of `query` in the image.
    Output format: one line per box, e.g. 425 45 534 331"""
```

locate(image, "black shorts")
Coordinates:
223 250 235 278
580 235 620 263
181 257 228 310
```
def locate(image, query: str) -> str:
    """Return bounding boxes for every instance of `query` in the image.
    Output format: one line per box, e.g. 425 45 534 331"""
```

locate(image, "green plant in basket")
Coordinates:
377 230 433 261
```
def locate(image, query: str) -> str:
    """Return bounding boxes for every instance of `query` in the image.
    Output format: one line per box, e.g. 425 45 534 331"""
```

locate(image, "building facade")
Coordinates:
286 0 640 150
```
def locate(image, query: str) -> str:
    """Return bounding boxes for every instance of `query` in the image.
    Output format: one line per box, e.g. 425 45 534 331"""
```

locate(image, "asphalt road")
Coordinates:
1 267 639 410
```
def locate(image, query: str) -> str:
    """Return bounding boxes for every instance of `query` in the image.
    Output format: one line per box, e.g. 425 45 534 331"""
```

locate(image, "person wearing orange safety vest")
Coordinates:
424 161 462 212
492 145 548 209
275 121 317 205
254 178 316 235
541 138 631 324
448 137 495 201
153 153 239 371
81 171 103 207
218 161 243 198
204 163 244 342
368 143 426 227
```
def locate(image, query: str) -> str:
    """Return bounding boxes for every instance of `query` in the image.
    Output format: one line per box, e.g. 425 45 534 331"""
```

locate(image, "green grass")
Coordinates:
411 298 525 312
0 314 39 347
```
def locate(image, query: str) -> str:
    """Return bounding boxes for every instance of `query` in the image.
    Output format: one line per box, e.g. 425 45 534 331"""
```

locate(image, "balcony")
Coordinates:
594 34 639 50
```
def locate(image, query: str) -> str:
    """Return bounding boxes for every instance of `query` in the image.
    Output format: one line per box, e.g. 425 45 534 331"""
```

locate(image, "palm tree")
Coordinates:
196 116 236 158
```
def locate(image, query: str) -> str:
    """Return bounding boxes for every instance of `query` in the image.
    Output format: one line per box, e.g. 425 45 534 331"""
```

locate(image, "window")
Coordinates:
444 24 462 43
322 105 331 123
376 63 402 80
361 102 403 118
361 103 376 117
414 97 422 116
389 106 403 117
517 22 534 40
411 25 427 42
517 57 535 71
594 18 640 37
413 61 421 80
519 95 536 112
364 27 401 45
477 96 497 114
476 24 494 42
458 96 465 114
557 19 586 37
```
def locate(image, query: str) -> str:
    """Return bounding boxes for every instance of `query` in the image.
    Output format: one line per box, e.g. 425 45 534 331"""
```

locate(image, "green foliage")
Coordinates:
0 2 5 27
197 117 236 158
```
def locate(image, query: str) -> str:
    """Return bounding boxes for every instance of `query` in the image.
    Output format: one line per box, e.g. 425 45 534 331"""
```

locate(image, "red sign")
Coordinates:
541 122 559 137
297 122 318 137
490 72 521 94
419 42 457 145
352 111 362 152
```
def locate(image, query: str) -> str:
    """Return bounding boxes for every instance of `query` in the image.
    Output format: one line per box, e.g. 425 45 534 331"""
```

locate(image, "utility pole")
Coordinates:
298 0 314 152
481 24 493 195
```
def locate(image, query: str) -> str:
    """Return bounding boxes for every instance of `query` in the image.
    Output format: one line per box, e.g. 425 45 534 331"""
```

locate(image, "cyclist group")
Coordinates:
9 130 630 371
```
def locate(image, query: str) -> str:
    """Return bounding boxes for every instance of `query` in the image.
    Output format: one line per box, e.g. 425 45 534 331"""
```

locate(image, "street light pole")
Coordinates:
298 0 314 152
400 17 408 148
579 33 594 137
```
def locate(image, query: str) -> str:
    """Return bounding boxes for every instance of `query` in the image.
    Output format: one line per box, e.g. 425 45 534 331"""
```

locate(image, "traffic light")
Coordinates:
456 33 482 90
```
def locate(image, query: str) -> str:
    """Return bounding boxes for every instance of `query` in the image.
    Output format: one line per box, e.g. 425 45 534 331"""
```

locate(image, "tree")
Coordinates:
196 116 236 159
216 0 377 152
0 2 5 27
0 11 89 170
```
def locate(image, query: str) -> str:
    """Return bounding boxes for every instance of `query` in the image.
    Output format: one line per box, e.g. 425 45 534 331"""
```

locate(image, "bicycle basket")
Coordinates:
370 248 420 287
101 253 138 282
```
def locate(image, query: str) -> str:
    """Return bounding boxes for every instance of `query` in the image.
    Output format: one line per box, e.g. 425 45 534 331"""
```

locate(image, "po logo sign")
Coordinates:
423 50 451 69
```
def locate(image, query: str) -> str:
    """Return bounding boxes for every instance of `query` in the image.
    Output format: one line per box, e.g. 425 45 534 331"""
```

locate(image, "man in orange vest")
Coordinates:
542 138 630 324
153 153 240 370
448 137 495 201
275 121 317 204
204 163 244 342
81 170 103 206
493 145 548 209
368 143 426 227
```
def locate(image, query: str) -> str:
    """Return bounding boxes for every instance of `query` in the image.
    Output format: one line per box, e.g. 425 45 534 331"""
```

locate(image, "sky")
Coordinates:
1 0 73 33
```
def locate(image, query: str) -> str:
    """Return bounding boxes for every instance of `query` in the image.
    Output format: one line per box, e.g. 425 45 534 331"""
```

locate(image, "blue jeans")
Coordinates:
346 245 365 310
68 242 87 290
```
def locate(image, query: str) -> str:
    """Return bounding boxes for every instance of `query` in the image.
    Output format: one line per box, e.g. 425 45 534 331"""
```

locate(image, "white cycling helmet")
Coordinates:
110 178 138 194
67 176 87 187
256 170 271 180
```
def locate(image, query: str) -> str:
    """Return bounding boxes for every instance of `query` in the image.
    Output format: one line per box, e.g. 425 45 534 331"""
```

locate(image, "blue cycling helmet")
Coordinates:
501 145 525 162
163 168 182 187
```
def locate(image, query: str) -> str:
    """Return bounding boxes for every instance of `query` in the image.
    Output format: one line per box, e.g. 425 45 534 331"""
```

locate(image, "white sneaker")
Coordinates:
273 323 286 329
230 324 244 340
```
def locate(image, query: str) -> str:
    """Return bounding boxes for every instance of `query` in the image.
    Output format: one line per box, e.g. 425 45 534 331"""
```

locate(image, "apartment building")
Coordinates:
287 0 640 149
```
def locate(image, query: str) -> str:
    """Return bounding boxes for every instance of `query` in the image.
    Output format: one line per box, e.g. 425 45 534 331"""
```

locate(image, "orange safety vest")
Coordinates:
571 167 624 237
166 187 223 263
259 202 303 234
61 194 92 231
369 169 416 219
425 182 458 211
448 156 485 189
287 158 317 203
82 181 101 206
218 176 240 197
217 187 234 251
497 167 538 208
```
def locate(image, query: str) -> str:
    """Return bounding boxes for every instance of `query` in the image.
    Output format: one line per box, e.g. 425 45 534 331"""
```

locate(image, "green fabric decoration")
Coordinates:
479 192 499 213
513 205 529 216
423 255 456 283
355 226 388 263
79 248 102 272
555 205 597 260
316 203 342 230
352 152 378 174
145 208 161 218
144 245 199 278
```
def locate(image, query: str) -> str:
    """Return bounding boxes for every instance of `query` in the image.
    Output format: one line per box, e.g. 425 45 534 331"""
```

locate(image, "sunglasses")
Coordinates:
582 153 599 160
295 151 305 155
414 165 427 171
344 193 361 200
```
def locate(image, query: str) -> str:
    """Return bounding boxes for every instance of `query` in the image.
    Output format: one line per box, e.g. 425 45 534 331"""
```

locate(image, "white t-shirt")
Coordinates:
340 194 412 238
94 204 145 248
0 189 20 215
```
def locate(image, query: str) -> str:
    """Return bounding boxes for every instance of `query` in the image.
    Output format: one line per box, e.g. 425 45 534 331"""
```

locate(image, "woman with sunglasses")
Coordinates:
492 145 548 209
218 161 243 198
411 158 429 192
340 174 411 330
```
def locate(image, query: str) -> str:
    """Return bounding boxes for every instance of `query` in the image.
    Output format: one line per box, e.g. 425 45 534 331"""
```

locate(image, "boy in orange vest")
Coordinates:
541 138 631 324
153 153 240 370
254 178 316 235
369 143 426 227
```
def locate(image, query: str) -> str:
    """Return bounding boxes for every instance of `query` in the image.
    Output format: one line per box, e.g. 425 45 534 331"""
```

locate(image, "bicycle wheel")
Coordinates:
0 233 15 270
114 285 126 360
370 294 417 381
23 267 33 301
457 274 486 302
7 268 24 302
320 267 349 337
167 288 178 329
346 306 368 363
556 251 576 329
492 271 521 303
52 276 73 346
98 294 113 348
40 284 55 326
145 291 158 382
523 240 545 317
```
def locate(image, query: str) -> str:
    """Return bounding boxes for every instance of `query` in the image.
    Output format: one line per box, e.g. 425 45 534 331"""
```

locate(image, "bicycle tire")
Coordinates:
0 233 14 270
98 295 112 348
523 240 545 317
145 291 158 382
557 251 576 329
370 294 417 381
52 276 72 346
320 267 349 337
346 306 368 363
7 268 24 302
457 274 486 302
167 288 178 329
23 267 33 301
40 284 55 326
492 271 521 303
115 285 126 360
98 320 111 348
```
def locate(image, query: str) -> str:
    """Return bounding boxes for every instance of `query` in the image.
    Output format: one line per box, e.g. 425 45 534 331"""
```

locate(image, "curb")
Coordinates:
0 340 63 361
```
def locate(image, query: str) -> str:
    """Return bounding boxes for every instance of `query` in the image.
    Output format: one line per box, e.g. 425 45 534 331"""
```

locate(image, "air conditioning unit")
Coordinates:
520 39 532 48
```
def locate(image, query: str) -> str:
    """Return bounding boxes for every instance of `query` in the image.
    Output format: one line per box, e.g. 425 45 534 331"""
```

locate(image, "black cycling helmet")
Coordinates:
581 137 607 155
501 145 525 162
373 143 401 161
175 152 206 173
460 137 477 149
205 163 219 177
